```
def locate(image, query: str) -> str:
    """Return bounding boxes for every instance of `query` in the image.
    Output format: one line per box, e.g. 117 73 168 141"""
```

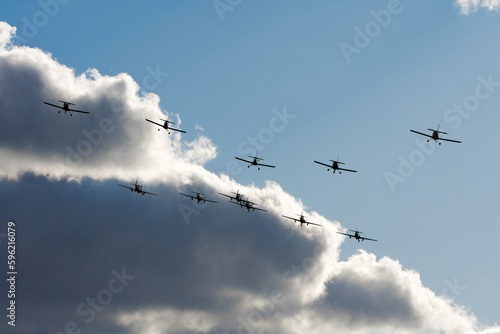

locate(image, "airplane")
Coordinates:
281 212 321 227
145 117 186 134
337 228 377 242
218 189 246 203
118 180 158 196
179 190 218 204
43 100 89 116
314 157 357 174
235 154 275 170
410 125 461 145
229 198 267 212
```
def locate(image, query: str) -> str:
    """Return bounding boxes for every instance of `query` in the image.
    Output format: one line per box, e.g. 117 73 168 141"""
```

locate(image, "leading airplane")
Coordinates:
218 189 246 203
229 198 267 212
43 100 89 116
410 125 461 145
118 180 158 196
145 117 186 134
282 212 321 227
235 154 275 170
314 157 357 174
179 190 218 204
337 228 377 242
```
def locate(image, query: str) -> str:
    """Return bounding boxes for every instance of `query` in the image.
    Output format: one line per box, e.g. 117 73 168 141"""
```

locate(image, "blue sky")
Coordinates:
1 1 500 333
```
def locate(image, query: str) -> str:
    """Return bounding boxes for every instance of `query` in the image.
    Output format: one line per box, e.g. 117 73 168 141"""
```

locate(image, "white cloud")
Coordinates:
0 21 15 49
1 20 499 334
455 0 500 14
0 22 216 184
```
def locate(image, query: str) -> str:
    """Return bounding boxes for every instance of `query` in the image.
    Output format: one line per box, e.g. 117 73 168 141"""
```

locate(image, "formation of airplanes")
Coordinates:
219 190 267 212
230 198 267 212
218 190 245 203
44 98 462 243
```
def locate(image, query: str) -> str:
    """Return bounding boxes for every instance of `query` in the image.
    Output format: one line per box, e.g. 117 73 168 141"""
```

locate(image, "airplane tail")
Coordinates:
429 124 447 134
160 117 175 124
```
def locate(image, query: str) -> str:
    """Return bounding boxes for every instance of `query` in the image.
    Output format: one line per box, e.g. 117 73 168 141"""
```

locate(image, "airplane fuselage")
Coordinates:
327 161 341 173
299 216 306 225
135 185 145 194
195 193 204 203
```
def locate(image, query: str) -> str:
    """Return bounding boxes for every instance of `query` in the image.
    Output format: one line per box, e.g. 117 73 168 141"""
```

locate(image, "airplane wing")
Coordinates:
235 157 253 164
142 191 158 196
43 102 64 110
203 198 218 204
169 127 187 134
360 236 377 242
282 215 299 222
118 184 134 191
70 109 89 114
145 118 164 127
306 221 322 227
336 231 355 238
314 160 332 168
410 129 433 139
256 162 275 168
218 193 235 200
179 193 195 200
338 167 357 173
439 138 461 143
252 207 267 212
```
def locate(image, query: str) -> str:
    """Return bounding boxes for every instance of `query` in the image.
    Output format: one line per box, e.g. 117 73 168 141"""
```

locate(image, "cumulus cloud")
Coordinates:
0 22 216 184
455 0 500 14
1 20 499 334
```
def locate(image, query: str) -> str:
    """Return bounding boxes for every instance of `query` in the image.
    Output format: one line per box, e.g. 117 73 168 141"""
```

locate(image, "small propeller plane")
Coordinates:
314 157 357 174
235 154 275 170
179 190 218 204
282 212 321 227
229 198 267 212
43 100 89 116
218 189 246 203
337 228 377 242
118 180 158 196
410 125 461 145
145 117 186 134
